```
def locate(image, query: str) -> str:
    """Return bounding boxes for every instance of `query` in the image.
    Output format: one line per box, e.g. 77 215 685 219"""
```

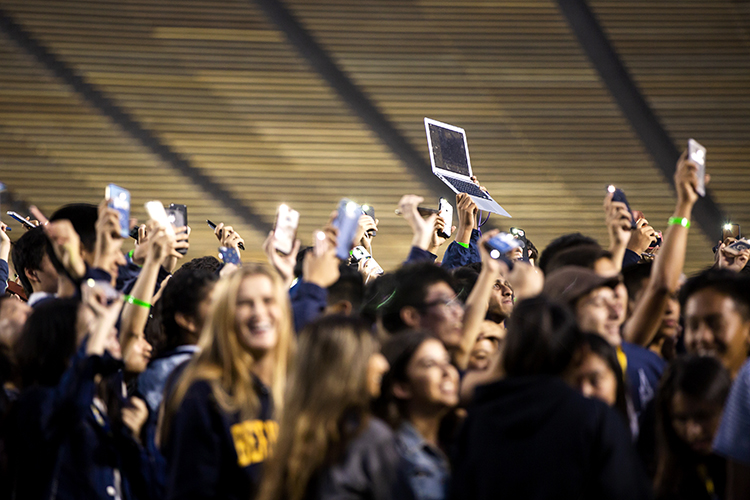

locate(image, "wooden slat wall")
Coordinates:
0 0 435 270
0 33 268 263
590 0 750 254
1 0 746 273
283 0 718 273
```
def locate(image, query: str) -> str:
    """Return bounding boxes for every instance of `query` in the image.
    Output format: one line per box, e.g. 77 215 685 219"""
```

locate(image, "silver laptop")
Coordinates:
424 118 511 217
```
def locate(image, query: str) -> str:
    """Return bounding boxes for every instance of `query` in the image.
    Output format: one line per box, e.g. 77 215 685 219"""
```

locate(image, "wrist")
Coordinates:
672 203 692 220
456 226 472 245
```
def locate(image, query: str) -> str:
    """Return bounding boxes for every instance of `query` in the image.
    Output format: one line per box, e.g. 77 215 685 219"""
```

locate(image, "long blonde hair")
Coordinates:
258 315 378 500
162 264 293 439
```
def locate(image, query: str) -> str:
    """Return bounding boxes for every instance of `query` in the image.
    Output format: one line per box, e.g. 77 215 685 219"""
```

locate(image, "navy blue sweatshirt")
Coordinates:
162 378 276 500
450 376 653 500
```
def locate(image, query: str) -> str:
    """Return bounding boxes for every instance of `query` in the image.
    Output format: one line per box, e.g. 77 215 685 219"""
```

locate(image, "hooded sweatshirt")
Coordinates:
450 375 653 500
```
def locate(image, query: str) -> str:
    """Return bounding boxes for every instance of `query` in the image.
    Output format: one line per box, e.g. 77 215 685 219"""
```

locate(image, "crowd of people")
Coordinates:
0 149 749 500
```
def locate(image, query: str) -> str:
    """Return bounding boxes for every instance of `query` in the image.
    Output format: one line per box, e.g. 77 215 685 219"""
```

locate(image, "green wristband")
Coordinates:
124 294 151 309
128 249 142 268
456 241 470 249
667 217 690 229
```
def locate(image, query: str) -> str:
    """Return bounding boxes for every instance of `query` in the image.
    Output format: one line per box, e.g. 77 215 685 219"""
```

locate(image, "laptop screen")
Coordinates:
428 123 471 177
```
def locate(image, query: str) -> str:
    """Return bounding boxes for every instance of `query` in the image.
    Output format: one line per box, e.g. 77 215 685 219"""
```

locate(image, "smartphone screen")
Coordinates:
688 139 706 197
273 204 299 255
438 197 453 238
722 224 741 241
6 211 36 230
106 184 131 239
333 199 361 260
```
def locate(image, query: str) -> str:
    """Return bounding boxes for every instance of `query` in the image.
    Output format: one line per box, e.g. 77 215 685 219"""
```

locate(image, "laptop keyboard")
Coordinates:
447 178 491 200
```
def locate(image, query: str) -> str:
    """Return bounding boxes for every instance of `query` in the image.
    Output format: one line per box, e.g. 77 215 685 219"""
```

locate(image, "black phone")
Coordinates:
361 204 376 237
608 185 635 230
166 204 188 255
207 219 246 251
510 227 530 262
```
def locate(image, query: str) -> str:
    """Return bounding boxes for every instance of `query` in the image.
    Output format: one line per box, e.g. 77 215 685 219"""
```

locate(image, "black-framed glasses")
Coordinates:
420 295 464 310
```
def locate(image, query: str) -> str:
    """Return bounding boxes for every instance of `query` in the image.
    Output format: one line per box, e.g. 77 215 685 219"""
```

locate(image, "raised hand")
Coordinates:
93 199 126 278
627 218 657 255
262 230 301 289
213 222 245 251
455 193 478 245
45 219 86 279
398 194 438 251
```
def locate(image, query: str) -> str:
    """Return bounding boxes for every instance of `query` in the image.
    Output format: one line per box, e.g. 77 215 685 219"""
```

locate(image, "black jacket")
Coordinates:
450 376 653 500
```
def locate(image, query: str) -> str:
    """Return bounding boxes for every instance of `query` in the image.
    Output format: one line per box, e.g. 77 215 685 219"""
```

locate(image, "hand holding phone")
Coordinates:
688 139 706 197
166 204 188 255
106 184 131 239
484 232 523 269
333 199 361 260
438 198 453 239
6 211 35 230
207 220 246 251
273 204 300 255
607 185 635 230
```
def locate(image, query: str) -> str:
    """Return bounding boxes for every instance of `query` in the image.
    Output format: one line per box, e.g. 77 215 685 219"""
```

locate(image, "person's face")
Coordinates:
632 277 681 341
671 391 723 455
124 333 152 373
367 352 389 399
576 286 622 346
32 254 59 294
235 275 282 355
468 320 506 371
0 299 31 347
402 339 459 410
417 282 465 350
488 279 514 319
684 288 750 377
565 350 618 407
594 258 627 325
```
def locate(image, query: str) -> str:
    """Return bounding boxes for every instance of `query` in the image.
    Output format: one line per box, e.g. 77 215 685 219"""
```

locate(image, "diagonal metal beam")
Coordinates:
251 0 451 200
0 8 273 234
557 0 725 243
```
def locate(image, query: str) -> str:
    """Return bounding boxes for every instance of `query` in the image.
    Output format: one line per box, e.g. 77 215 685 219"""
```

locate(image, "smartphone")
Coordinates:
218 246 241 265
688 139 706 197
647 230 663 252
510 227 530 262
361 204 377 237
332 199 361 260
438 197 453 239
206 219 246 251
106 184 131 238
484 232 521 268
313 230 327 257
273 204 300 255
144 201 175 237
129 226 140 241
607 185 635 230
6 211 36 230
166 204 188 255
351 246 384 276
722 224 741 241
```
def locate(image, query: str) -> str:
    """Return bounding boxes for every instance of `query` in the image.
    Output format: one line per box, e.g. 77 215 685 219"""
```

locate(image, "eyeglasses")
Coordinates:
421 295 464 310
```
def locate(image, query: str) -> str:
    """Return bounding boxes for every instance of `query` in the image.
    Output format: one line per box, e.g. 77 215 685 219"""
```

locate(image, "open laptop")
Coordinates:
424 118 511 217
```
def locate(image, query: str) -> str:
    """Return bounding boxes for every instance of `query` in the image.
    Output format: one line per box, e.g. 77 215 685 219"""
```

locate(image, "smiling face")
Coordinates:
575 286 622 346
124 332 152 373
565 350 618 407
400 338 459 412
416 282 465 350
684 288 750 377
234 274 282 356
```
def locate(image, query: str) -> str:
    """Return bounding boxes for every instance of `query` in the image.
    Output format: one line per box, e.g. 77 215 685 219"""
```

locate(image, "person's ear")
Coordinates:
174 312 197 333
392 380 412 400
25 268 40 285
324 300 353 316
400 306 421 328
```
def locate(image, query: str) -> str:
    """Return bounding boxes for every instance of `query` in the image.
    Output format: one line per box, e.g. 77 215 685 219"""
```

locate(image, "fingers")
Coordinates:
214 222 225 241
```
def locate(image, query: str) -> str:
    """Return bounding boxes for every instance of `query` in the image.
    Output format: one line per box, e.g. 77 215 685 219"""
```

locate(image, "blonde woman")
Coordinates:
161 264 294 500
259 315 411 500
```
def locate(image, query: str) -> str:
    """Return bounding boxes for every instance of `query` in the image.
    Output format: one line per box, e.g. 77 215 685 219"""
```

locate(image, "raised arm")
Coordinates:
623 151 703 346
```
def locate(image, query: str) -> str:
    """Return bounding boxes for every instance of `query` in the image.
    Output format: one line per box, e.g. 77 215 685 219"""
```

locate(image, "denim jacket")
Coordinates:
395 422 450 500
